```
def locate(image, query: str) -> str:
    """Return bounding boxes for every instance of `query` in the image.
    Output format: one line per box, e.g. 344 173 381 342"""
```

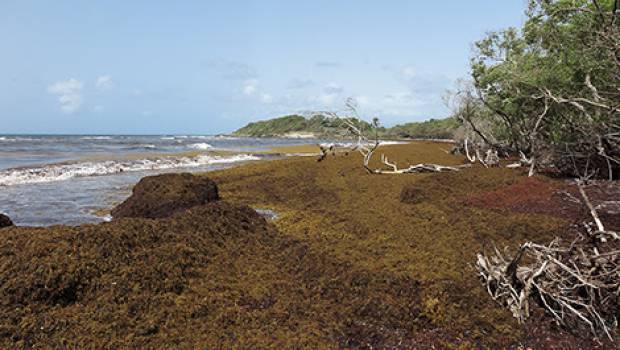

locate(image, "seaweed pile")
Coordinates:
0 142 617 348
0 175 281 348
111 172 220 219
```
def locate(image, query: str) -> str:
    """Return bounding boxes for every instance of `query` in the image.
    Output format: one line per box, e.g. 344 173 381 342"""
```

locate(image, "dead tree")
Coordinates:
476 180 620 341
315 98 465 174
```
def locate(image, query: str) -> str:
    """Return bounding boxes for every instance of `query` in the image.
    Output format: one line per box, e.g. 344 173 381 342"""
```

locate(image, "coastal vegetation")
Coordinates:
451 0 620 179
233 114 459 140
383 117 459 140
233 114 350 138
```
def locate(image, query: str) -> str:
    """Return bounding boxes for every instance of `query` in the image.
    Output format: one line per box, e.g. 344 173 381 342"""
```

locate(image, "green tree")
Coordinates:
468 0 620 178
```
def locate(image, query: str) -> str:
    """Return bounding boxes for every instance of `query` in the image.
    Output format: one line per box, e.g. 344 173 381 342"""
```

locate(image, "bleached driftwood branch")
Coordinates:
464 138 477 163
476 180 620 341
377 154 469 174
315 99 463 174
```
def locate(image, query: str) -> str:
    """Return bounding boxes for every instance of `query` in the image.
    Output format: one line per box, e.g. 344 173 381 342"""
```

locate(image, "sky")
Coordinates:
0 1 527 134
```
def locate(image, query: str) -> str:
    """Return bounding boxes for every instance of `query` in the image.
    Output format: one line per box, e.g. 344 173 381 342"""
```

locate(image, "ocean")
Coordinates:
0 135 323 226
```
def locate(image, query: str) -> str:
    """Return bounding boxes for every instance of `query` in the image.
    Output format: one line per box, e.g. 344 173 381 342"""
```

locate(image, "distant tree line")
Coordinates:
233 114 459 140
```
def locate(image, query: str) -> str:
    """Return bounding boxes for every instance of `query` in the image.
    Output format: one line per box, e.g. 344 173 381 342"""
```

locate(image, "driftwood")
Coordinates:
476 180 620 341
377 154 470 174
463 138 504 168
315 100 462 174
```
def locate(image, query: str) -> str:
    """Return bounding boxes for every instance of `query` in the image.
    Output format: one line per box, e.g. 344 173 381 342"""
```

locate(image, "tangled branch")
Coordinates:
316 99 464 174
477 181 619 341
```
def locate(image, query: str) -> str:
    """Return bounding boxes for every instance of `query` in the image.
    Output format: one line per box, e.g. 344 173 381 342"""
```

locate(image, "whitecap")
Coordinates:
1 137 36 142
378 140 410 145
81 136 112 140
188 143 213 150
207 154 260 164
0 154 260 187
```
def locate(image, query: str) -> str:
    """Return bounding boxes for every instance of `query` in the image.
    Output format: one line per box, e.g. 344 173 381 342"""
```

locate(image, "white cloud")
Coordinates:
240 80 273 104
243 79 258 95
47 78 83 113
316 93 338 106
402 66 416 78
378 92 424 117
355 95 370 106
232 70 450 125
95 75 114 90
315 61 341 68
287 78 315 89
399 66 451 94
307 82 346 107
261 93 273 103
207 59 257 80
323 82 343 94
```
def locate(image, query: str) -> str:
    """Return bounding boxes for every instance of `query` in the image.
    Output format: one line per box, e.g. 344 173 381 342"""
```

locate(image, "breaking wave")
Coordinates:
188 143 213 150
0 154 259 187
0 137 37 142
80 136 113 140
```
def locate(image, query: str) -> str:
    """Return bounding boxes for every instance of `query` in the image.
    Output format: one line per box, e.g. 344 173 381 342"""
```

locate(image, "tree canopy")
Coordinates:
460 0 619 178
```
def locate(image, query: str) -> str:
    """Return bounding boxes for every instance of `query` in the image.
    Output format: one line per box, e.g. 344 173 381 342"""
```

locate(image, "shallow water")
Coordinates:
0 135 323 226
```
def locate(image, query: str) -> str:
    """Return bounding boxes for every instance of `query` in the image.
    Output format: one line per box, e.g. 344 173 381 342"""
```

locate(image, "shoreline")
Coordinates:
0 141 616 348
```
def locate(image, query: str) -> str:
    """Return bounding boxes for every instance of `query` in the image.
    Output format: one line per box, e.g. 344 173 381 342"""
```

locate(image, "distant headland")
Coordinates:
233 114 458 140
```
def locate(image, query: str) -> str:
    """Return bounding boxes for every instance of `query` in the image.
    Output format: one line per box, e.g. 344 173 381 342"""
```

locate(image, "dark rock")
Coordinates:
0 214 13 228
111 173 220 219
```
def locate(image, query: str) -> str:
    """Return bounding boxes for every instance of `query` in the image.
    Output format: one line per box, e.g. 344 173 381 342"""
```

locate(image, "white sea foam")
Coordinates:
188 143 213 150
0 154 259 187
160 136 175 140
378 140 410 145
0 137 36 142
80 136 112 140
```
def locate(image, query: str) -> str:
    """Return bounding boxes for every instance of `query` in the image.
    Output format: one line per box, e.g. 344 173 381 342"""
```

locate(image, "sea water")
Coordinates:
0 135 322 226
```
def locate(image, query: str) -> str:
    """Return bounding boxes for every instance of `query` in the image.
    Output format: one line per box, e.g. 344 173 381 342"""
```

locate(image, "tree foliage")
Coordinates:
462 0 620 179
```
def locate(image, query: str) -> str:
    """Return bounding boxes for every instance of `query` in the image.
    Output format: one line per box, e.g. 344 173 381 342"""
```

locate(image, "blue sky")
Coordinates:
0 1 526 134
